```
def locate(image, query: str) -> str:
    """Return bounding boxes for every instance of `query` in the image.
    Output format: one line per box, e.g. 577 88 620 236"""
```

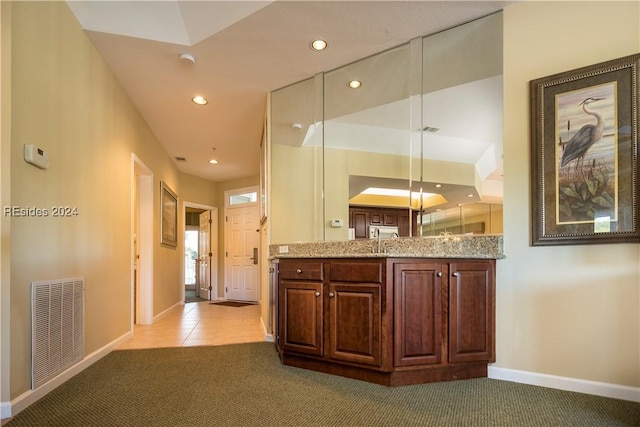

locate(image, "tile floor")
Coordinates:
116 301 266 350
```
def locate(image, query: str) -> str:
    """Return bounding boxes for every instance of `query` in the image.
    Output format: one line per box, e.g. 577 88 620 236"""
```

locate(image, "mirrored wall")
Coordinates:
271 13 503 244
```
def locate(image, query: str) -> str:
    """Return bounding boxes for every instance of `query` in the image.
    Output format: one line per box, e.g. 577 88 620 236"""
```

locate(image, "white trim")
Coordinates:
224 186 260 302
0 402 10 420
154 301 181 321
488 366 640 403
182 202 218 301
2 331 133 419
261 316 274 343
131 154 154 325
224 185 259 209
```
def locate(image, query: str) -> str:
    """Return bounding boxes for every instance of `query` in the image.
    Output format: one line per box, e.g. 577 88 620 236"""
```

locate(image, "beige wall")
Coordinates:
271 143 323 243
181 173 219 207
499 1 639 386
3 1 218 399
0 0 11 406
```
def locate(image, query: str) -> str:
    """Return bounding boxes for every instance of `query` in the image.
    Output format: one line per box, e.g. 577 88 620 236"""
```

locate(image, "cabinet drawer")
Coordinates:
279 261 324 281
330 262 382 283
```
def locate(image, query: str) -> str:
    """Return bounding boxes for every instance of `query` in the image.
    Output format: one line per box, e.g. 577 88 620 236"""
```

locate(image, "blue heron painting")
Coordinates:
555 83 617 224
560 97 605 171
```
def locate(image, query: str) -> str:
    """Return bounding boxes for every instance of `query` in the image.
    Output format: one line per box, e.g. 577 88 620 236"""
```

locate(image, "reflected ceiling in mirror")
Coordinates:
270 12 503 242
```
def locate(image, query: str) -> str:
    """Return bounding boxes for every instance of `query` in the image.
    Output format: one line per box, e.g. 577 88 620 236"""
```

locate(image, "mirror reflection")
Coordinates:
270 13 503 244
324 43 412 240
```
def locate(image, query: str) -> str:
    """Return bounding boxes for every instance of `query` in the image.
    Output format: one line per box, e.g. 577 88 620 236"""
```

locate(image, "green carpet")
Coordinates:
6 343 639 426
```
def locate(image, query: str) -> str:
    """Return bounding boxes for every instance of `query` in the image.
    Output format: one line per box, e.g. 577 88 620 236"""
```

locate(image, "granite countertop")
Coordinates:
269 234 504 260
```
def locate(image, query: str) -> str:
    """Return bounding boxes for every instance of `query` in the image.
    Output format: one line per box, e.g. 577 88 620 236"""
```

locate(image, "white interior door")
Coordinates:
198 210 212 300
225 204 259 302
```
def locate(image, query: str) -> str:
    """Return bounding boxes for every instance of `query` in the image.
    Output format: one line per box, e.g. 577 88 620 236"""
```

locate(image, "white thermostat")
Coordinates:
24 144 49 170
331 219 344 228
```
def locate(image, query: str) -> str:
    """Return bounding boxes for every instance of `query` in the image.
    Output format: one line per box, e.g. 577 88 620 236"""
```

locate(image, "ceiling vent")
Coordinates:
422 126 440 133
175 156 187 162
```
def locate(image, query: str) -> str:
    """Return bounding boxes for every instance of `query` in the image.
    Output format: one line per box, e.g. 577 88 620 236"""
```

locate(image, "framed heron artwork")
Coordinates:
530 53 640 245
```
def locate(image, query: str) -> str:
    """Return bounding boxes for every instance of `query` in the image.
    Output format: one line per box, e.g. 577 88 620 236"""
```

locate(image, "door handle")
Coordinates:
252 247 258 265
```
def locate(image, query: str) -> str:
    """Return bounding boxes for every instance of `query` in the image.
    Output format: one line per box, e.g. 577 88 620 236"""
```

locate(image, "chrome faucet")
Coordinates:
374 227 382 253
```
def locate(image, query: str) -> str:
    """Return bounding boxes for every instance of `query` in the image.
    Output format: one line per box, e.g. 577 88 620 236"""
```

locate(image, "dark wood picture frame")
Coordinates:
160 181 178 247
530 54 640 245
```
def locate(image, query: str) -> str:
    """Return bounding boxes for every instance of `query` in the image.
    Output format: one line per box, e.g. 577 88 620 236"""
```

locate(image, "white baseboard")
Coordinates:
1 331 133 420
489 366 640 403
1 401 11 420
155 301 182 320
260 317 275 343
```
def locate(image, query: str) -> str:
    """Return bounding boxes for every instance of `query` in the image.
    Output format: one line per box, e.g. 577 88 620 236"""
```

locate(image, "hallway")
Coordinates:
117 301 266 349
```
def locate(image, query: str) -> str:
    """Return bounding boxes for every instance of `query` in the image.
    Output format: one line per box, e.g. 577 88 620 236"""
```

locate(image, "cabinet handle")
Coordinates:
296 269 302 274
328 292 335 298
314 291 320 297
437 272 442 277
452 272 459 277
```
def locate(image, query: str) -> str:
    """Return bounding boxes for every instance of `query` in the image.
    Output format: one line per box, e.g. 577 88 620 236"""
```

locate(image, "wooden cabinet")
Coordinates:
277 257 495 386
278 261 324 356
349 207 411 238
327 261 386 368
448 261 495 364
393 261 445 367
393 260 495 367
278 259 389 371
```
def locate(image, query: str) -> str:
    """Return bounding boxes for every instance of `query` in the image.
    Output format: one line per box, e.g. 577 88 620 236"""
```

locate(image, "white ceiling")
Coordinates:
67 0 511 183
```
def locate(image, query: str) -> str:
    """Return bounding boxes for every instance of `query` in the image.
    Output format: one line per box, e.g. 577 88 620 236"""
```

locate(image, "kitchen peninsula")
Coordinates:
270 235 504 386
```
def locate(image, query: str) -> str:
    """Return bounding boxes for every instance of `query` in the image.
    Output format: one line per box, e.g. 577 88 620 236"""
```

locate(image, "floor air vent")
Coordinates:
31 277 85 389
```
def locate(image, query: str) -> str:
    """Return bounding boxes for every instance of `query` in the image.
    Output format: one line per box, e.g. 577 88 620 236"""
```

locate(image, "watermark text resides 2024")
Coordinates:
3 206 78 217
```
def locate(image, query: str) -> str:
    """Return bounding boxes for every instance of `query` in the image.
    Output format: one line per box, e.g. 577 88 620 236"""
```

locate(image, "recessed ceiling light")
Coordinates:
209 159 218 164
348 80 362 89
467 194 474 198
192 95 208 105
310 39 327 51
434 184 442 188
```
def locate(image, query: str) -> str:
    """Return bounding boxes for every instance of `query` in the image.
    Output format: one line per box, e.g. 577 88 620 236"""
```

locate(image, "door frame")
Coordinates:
131 154 153 325
224 186 260 301
182 202 218 302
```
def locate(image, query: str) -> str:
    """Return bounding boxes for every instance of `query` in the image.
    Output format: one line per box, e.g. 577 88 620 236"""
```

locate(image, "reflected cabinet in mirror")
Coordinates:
270 13 503 244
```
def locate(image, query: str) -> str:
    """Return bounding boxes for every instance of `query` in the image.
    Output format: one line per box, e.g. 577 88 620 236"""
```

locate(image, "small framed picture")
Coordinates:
160 181 178 247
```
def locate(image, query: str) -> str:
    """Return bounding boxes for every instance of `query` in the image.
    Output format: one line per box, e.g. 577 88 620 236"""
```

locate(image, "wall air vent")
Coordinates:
175 157 187 162
32 278 84 389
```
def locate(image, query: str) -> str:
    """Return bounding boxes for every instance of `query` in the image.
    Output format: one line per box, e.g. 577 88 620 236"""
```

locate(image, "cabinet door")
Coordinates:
382 213 398 226
351 211 369 239
369 212 383 226
397 214 410 237
393 262 446 366
327 283 382 367
448 261 495 363
279 281 323 356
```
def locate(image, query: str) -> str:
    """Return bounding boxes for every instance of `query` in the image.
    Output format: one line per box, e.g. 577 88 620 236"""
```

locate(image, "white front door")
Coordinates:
225 204 259 302
198 210 212 300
